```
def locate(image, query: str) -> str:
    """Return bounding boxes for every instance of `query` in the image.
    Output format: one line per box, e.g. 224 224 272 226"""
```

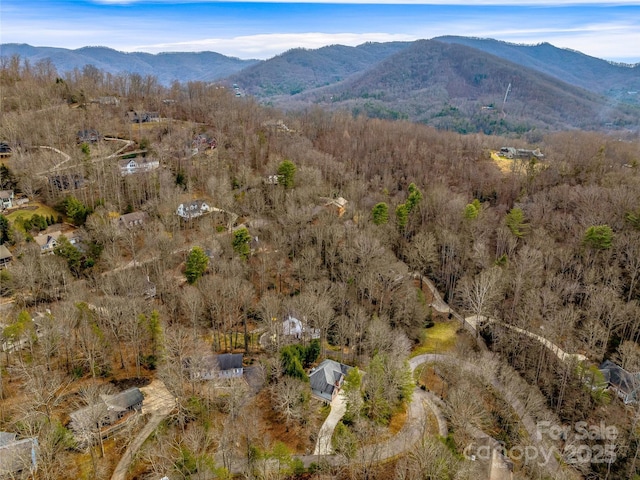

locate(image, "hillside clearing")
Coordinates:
6 202 60 226
411 321 459 357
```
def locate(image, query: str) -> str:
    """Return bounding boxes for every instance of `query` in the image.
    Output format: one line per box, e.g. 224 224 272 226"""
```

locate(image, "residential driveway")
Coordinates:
313 391 347 455
302 357 449 467
110 380 175 480
139 380 175 415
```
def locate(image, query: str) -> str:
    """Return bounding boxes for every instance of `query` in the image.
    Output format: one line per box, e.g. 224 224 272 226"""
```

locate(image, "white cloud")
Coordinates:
131 32 417 58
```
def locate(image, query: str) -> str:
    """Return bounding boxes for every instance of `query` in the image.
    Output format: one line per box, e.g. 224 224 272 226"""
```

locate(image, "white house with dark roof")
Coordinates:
216 353 244 378
309 359 351 403
118 158 160 176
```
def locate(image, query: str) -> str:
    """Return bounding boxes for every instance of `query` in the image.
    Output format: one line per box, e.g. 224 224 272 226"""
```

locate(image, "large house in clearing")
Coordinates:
309 359 352 403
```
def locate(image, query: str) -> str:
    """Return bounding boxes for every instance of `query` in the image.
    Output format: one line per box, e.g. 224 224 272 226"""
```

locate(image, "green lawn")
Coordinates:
6 202 61 231
411 321 459 357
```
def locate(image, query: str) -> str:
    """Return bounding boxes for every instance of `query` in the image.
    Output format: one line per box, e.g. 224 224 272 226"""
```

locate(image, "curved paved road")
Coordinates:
411 354 560 474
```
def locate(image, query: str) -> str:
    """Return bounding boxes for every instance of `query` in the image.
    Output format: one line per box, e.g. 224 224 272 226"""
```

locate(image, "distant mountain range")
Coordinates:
0 43 259 85
2 38 639 133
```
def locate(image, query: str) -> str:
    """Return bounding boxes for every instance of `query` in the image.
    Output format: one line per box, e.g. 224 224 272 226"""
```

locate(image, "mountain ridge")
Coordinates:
259 39 640 133
2 39 639 133
0 43 259 84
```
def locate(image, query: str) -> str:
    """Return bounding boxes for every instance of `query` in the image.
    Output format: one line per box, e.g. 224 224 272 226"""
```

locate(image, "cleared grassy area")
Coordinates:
411 321 459 357
490 150 547 175
6 202 61 228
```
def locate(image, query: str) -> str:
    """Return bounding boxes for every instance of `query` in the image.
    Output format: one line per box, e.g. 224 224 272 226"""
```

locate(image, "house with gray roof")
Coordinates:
599 360 640 404
0 432 38 477
70 387 144 438
217 353 244 378
116 211 148 229
309 359 351 403
189 353 244 380
0 244 12 269
102 388 144 418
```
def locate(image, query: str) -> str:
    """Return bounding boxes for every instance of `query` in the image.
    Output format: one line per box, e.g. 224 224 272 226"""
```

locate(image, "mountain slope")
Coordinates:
0 44 259 84
275 40 639 133
435 36 640 104
226 42 411 96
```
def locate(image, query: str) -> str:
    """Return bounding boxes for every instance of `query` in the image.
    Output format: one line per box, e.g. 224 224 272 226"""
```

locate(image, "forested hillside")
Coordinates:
0 44 259 85
1 56 640 480
435 36 640 104
270 40 640 134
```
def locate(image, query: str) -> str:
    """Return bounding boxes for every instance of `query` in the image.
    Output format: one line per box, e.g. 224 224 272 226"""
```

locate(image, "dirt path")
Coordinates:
110 380 175 480
413 273 450 313
465 315 587 363
36 145 71 171
416 271 586 364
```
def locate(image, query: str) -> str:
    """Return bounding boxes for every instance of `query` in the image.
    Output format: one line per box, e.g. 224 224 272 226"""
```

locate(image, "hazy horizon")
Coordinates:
2 1 640 63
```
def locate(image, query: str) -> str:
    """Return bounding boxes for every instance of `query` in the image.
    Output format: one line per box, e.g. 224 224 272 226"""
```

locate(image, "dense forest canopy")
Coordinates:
0 55 640 480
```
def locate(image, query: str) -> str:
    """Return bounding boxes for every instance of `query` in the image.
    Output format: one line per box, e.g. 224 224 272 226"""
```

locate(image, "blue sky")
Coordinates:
1 1 639 63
